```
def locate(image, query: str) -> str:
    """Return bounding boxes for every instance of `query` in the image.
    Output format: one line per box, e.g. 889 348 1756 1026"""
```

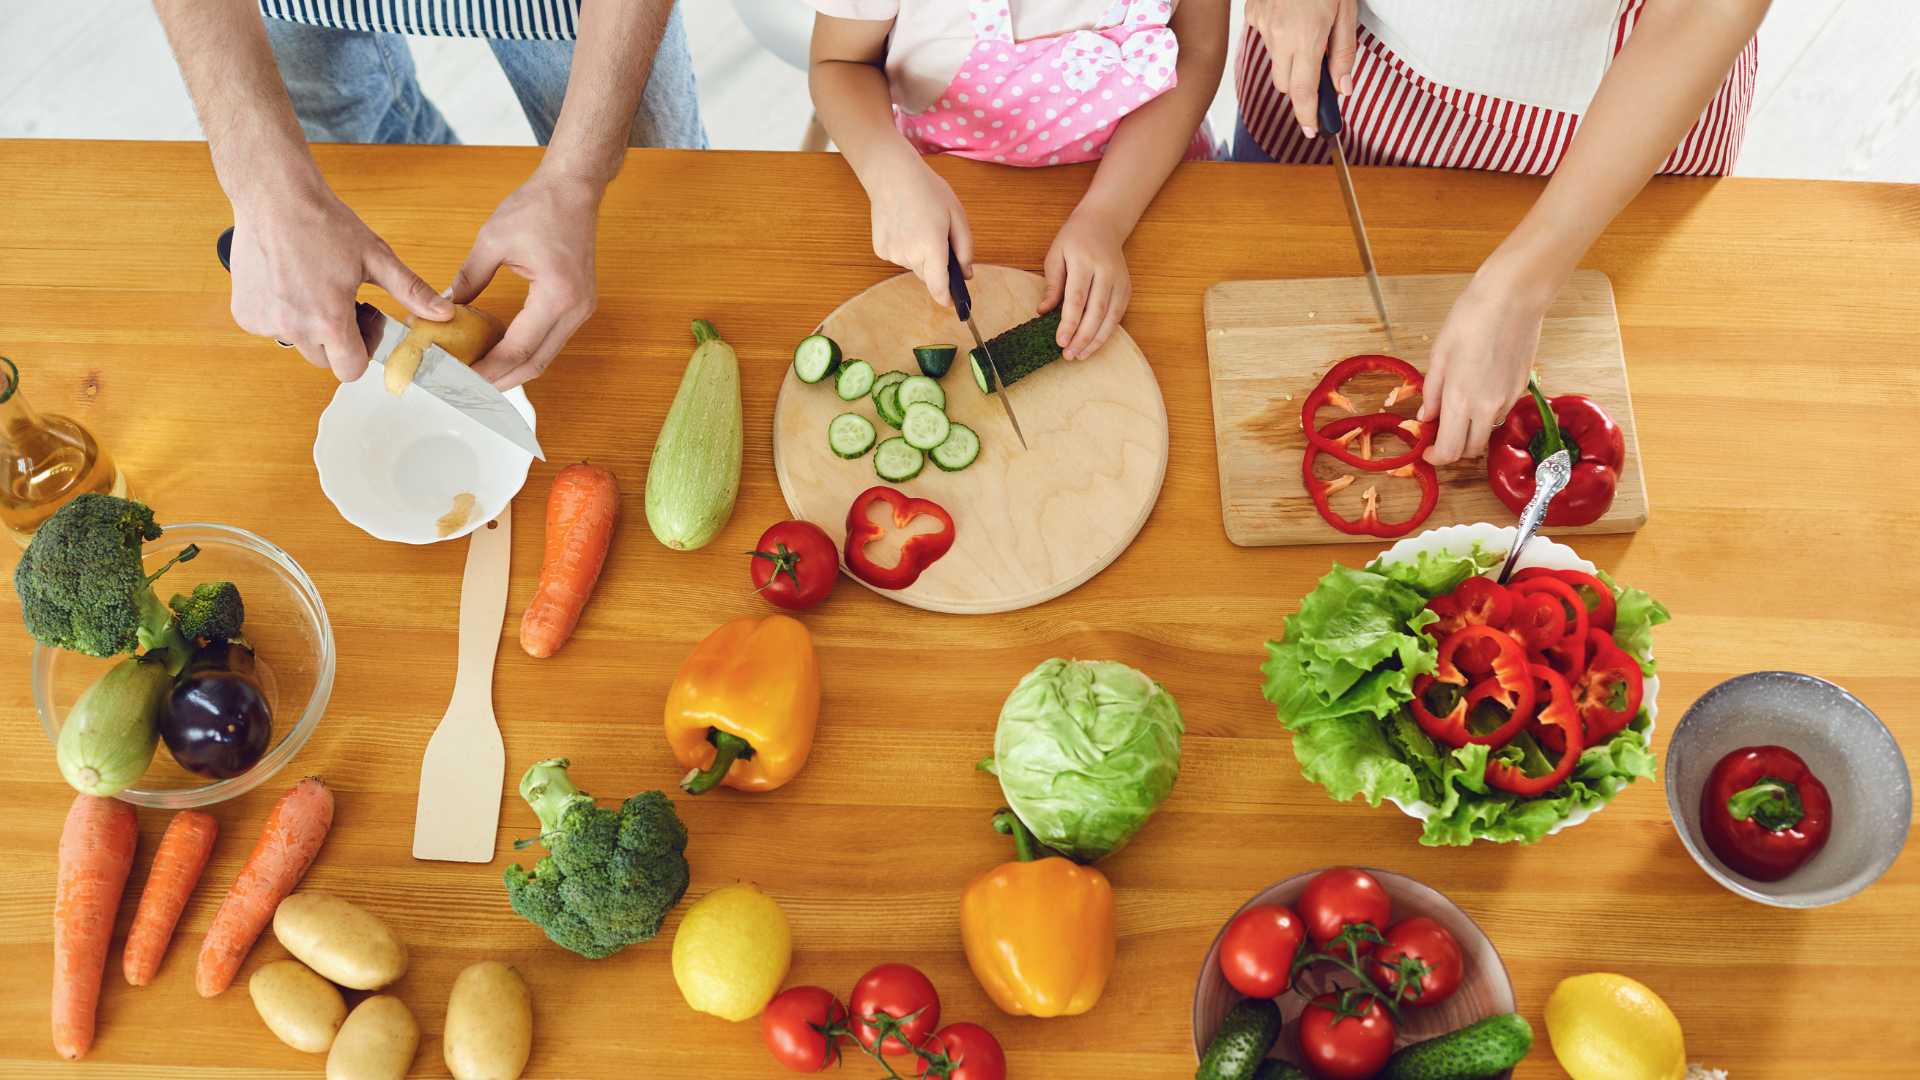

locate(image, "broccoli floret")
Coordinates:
503 757 690 959
13 494 198 670
170 582 244 642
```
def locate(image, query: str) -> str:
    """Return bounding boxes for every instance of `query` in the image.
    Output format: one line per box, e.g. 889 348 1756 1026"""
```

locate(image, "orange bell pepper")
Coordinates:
960 811 1116 1018
664 615 820 795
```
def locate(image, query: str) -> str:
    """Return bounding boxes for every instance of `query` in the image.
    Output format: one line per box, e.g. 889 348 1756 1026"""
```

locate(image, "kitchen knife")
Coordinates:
1316 58 1398 352
215 227 545 460
947 245 1029 450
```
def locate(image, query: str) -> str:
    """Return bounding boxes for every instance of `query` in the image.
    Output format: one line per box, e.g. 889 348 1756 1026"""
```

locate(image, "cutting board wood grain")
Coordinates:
1204 270 1649 547
773 266 1169 613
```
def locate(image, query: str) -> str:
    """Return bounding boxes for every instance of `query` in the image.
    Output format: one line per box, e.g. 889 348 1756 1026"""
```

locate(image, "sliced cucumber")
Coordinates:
793 334 841 383
897 375 946 412
901 401 951 451
873 437 924 482
971 354 993 394
913 344 958 378
835 359 876 401
874 381 907 428
930 423 980 471
828 412 877 459
871 369 910 400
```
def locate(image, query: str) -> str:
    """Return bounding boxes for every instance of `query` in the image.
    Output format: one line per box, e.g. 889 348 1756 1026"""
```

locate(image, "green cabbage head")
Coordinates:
983 658 1183 862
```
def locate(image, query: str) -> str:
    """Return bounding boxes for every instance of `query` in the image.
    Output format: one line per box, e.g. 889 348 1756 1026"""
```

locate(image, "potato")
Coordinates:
383 303 506 395
326 995 420 1080
443 961 533 1080
249 960 347 1053
273 892 409 991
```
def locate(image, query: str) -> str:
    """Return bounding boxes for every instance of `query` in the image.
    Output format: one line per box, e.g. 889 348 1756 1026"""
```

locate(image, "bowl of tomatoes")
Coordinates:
1193 867 1518 1079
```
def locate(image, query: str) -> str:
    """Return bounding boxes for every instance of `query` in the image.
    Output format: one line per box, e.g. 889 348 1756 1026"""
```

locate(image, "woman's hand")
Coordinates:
869 153 974 309
1245 0 1358 137
1040 206 1131 360
1418 266 1557 465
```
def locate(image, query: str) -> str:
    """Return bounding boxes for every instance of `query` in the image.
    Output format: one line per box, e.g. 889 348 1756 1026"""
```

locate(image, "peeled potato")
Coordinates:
272 892 408 990
249 959 347 1053
444 961 533 1080
327 995 420 1080
384 303 506 395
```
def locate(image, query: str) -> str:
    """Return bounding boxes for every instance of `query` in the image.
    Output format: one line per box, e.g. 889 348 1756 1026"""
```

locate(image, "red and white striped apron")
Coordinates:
1235 0 1759 176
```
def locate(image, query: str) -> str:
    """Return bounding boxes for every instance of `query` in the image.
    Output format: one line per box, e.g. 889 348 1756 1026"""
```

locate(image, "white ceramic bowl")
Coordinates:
313 370 536 544
1372 523 1660 838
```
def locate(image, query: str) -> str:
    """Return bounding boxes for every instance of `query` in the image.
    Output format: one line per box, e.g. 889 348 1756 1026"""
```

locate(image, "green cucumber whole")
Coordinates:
969 311 1064 394
1196 998 1282 1080
57 655 169 796
1380 1013 1534 1080
1252 1063 1311 1080
645 320 744 551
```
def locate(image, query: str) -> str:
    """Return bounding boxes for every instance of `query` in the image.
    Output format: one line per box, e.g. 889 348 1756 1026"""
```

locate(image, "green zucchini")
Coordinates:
645 320 742 551
914 344 958 378
793 334 841 383
1380 1013 1533 1080
57 656 167 796
969 311 1064 394
1195 998 1282 1080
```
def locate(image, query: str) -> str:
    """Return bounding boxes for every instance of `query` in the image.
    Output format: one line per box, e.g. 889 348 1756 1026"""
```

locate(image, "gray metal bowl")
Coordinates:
1667 672 1910 907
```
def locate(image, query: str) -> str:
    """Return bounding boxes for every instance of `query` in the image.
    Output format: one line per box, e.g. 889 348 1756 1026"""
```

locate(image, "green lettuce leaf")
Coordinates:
1598 568 1671 674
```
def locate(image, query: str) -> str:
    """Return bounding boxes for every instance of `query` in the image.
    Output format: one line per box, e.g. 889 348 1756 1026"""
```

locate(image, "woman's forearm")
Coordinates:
542 0 674 185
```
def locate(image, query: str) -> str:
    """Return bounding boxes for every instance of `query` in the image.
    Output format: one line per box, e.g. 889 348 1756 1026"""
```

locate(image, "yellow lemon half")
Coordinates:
671 883 793 1022
1546 973 1687 1080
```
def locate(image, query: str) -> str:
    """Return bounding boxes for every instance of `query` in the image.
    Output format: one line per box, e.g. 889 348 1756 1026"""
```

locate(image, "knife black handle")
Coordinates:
1316 53 1343 138
946 244 973 322
215 225 382 340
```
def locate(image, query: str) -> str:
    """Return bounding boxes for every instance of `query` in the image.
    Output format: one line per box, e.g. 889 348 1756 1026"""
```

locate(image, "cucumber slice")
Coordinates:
929 423 980 471
875 382 906 428
901 401 951 451
793 334 841 383
873 437 924 482
897 375 946 411
828 412 877 459
871 369 910 400
913 344 958 378
835 359 876 401
971 353 993 394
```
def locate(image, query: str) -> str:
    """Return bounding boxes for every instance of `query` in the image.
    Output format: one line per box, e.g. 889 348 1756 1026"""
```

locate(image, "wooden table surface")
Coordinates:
1 140 1916 1079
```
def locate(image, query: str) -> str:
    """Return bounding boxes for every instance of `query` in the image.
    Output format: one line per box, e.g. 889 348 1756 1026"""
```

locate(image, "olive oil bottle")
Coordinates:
1 356 126 547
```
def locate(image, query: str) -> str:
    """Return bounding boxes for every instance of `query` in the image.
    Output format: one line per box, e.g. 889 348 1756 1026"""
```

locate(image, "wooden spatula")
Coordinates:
412 504 512 863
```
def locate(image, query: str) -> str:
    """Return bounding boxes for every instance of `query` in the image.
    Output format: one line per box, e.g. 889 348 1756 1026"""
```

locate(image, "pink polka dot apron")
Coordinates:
897 0 1211 166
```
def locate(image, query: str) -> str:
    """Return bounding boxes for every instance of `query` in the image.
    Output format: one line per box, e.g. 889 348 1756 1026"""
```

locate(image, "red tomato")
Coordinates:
749 520 840 610
848 963 941 1057
1218 904 1306 998
917 1023 1007 1080
1298 867 1392 956
1370 916 1464 1007
1297 993 1395 1080
761 986 847 1072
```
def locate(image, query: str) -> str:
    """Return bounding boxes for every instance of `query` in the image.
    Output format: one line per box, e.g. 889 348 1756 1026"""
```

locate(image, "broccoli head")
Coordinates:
170 581 245 642
503 757 691 959
14 494 197 667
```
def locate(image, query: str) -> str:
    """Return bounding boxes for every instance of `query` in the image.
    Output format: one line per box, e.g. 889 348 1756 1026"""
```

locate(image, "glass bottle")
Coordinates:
1 356 127 547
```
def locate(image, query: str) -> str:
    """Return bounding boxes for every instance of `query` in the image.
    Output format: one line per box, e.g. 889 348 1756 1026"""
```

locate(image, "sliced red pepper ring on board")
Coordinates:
1488 663 1583 796
1511 567 1617 632
1302 415 1439 539
842 486 956 590
1301 354 1434 470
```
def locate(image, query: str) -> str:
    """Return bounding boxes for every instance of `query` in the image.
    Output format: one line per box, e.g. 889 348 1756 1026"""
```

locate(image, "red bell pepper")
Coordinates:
843 486 955 590
1511 567 1616 632
1511 576 1588 678
1300 355 1432 470
1487 380 1625 527
1302 414 1439 539
1701 745 1833 881
1487 663 1582 796
1411 626 1535 748
1424 578 1513 676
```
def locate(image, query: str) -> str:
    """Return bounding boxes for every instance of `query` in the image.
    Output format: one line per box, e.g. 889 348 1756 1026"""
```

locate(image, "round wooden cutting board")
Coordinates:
773 266 1169 614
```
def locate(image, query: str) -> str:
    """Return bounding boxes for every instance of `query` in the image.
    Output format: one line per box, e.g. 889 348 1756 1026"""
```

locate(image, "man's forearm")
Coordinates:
541 0 674 185
153 0 320 207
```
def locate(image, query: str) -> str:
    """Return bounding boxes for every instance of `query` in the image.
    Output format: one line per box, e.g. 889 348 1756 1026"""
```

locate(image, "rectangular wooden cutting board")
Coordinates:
1204 271 1648 547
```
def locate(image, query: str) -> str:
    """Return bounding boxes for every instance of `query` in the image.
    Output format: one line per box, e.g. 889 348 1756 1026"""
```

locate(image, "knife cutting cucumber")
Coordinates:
913 344 958 378
970 310 1063 394
873 436 925 482
793 334 841 383
828 412 877 459
835 359 876 401
645 320 742 551
901 401 951 451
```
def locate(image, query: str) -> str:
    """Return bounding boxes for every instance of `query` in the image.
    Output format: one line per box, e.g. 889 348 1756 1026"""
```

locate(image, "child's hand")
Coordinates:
869 155 974 309
1040 207 1131 360
1418 269 1553 465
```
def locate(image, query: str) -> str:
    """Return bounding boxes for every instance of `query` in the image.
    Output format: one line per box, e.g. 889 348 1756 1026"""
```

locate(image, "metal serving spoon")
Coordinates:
1497 448 1572 584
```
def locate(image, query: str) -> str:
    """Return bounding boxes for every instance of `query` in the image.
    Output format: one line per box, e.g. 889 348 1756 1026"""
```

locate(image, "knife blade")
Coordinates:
947 246 1028 450
214 226 544 460
1315 59 1397 351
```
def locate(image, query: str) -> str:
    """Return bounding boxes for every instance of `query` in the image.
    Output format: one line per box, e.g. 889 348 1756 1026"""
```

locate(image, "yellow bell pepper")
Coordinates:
960 811 1116 1018
664 615 820 794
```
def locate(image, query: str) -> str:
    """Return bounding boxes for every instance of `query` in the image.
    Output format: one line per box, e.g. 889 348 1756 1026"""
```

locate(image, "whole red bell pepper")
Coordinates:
1302 414 1439 539
1300 354 1433 469
843 486 955 590
1701 746 1833 881
1487 380 1625 527
1487 663 1582 796
1410 626 1535 748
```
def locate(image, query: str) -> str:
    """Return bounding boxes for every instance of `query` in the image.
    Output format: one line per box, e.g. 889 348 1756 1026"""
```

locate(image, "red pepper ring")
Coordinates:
843 485 957 591
1511 577 1588 677
1302 415 1439 539
1302 354 1433 470
1410 626 1537 748
1487 663 1584 797
1511 567 1617 632
1425 578 1514 677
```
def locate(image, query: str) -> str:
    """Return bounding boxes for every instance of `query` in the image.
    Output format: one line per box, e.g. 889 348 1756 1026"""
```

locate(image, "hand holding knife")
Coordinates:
1316 56 1397 352
947 244 1029 451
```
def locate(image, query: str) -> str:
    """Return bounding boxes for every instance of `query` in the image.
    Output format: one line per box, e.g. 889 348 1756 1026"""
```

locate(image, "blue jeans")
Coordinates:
1230 116 1275 163
262 7 707 149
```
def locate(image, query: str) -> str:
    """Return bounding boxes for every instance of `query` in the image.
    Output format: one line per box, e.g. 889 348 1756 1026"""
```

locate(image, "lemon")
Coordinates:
1546 973 1687 1080
671 883 792 1021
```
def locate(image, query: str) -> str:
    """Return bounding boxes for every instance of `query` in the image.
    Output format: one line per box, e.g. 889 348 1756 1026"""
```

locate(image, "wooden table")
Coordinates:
2 140 1916 1079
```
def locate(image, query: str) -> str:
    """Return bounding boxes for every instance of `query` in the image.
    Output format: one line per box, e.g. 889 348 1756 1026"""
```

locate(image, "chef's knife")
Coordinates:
947 246 1028 450
215 227 544 460
1316 58 1397 351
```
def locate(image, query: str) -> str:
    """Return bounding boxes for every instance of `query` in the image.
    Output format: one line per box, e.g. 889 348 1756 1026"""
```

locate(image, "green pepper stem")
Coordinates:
1525 377 1567 459
1728 776 1805 832
680 730 754 795
992 809 1045 863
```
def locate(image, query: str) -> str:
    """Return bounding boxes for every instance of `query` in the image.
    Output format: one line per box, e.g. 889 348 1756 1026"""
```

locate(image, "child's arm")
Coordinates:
1419 0 1771 465
809 13 974 308
1044 0 1228 359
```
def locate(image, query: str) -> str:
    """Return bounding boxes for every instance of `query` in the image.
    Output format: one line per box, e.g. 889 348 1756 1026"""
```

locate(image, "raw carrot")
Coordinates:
195 778 333 998
53 794 138 1060
521 462 619 658
122 809 218 987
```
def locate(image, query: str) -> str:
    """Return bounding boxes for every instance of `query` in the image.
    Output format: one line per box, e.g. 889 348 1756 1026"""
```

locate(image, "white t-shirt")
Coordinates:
1360 0 1621 114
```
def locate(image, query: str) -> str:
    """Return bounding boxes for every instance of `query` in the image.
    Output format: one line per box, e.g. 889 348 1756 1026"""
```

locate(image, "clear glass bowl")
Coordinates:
34 523 334 808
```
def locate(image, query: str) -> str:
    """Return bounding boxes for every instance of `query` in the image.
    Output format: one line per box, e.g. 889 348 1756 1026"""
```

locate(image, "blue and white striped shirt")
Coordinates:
260 0 582 41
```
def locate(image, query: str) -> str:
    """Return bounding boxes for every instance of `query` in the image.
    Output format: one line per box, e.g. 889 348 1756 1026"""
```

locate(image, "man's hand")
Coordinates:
1245 0 1358 137
449 169 605 390
230 185 452 380
868 154 973 310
